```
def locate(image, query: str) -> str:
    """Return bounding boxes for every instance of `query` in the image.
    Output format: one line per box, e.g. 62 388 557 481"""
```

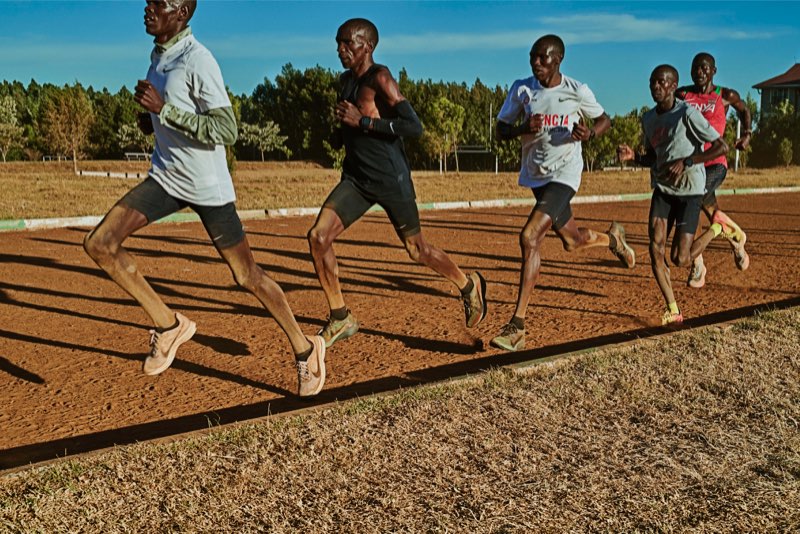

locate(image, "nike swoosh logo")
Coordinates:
311 358 321 378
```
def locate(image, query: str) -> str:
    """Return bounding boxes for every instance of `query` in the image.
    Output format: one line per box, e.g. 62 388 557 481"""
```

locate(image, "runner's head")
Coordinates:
337 18 378 70
649 65 679 105
144 0 195 39
529 34 564 84
691 52 717 88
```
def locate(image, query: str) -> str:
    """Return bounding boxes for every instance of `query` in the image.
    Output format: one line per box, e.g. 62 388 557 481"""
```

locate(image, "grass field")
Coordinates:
1 160 799 220
1 308 798 531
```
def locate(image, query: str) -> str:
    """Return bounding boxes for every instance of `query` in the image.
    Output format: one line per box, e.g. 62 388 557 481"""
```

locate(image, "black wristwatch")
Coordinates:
359 116 372 131
683 156 694 168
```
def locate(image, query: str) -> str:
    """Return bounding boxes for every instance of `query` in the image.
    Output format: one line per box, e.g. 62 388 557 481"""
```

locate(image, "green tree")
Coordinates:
0 96 24 162
42 85 95 173
238 121 291 161
422 96 465 173
778 138 793 167
116 122 153 154
750 99 799 167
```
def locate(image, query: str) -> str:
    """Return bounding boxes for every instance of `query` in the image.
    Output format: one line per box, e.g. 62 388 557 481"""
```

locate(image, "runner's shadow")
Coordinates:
192 333 250 356
0 356 45 385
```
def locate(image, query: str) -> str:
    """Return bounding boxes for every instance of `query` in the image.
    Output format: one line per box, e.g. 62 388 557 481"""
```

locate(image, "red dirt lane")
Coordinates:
1 192 799 468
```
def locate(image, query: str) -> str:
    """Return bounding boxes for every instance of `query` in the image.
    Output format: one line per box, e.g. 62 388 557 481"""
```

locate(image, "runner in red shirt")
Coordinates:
677 53 752 288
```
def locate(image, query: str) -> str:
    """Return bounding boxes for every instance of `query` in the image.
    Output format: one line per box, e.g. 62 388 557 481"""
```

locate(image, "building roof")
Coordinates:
753 64 800 89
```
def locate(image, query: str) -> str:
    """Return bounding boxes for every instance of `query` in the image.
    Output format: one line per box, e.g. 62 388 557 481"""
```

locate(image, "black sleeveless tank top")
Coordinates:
339 64 415 200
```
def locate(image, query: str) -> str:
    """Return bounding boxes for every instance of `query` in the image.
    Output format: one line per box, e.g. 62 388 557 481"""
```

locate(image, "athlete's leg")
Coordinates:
649 216 675 308
402 231 468 287
83 180 179 329
218 238 312 355
308 207 349 312
554 216 609 251
308 180 372 312
389 196 485 328
512 209 552 320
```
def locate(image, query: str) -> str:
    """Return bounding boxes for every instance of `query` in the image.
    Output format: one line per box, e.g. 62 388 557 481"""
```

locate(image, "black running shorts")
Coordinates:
118 177 245 250
532 181 575 231
650 187 703 235
322 178 421 239
702 163 727 208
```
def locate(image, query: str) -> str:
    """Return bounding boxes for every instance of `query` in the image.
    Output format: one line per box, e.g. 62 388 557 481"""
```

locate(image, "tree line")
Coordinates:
0 66 793 171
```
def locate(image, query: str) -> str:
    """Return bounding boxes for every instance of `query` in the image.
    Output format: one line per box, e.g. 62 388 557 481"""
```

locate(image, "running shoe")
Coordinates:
463 271 488 328
490 323 526 352
296 335 326 397
607 221 636 269
687 255 706 289
661 309 684 326
712 210 750 271
143 312 196 376
318 311 359 348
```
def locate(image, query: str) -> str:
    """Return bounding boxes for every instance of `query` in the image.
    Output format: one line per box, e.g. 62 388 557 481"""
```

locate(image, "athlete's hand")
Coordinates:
617 144 634 162
335 100 363 128
735 133 751 151
666 159 685 182
136 112 154 135
528 114 544 134
571 118 592 142
134 80 164 114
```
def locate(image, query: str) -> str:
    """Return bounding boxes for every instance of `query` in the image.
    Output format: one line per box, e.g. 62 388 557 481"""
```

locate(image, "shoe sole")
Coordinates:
323 323 359 348
144 319 197 376
467 271 488 328
302 335 326 397
610 223 635 269
729 232 750 271
687 265 706 289
490 337 525 352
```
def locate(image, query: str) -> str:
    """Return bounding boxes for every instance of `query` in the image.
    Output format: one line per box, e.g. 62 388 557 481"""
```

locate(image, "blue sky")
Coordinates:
1 1 798 115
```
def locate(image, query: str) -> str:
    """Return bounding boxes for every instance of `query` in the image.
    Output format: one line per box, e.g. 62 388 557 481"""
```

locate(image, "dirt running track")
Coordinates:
1 192 799 469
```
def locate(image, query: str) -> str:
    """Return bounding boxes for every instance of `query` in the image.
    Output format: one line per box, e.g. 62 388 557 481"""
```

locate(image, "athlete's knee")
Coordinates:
673 251 692 268
230 260 261 291
519 228 544 254
83 228 118 262
405 240 427 263
307 225 333 254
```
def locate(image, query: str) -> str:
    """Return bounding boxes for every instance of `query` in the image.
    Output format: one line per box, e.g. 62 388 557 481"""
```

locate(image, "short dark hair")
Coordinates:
692 52 715 67
532 34 565 59
653 64 679 83
341 18 379 48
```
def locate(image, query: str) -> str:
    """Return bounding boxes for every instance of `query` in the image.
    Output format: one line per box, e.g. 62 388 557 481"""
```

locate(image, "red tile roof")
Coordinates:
754 64 800 89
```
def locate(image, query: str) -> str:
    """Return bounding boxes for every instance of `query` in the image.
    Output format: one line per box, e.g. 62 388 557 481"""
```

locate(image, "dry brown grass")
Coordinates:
1 161 799 220
2 308 798 532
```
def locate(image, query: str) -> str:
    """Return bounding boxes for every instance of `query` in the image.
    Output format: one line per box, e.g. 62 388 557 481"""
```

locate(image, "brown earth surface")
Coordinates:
1 192 799 466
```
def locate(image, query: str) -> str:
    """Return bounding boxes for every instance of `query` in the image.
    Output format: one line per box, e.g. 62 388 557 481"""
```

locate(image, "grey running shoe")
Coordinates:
297 336 326 397
463 271 488 328
318 312 359 348
687 255 706 289
143 312 196 376
490 323 525 352
608 221 636 269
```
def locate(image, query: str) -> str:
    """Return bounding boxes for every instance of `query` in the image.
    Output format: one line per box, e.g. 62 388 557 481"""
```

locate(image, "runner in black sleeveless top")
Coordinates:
307 18 487 349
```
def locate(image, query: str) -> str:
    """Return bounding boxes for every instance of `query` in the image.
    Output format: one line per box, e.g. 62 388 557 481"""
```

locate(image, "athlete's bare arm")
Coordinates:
335 67 422 138
721 87 752 150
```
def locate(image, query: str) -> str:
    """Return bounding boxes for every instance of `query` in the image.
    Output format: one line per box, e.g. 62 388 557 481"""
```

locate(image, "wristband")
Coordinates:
683 156 694 168
359 116 372 131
